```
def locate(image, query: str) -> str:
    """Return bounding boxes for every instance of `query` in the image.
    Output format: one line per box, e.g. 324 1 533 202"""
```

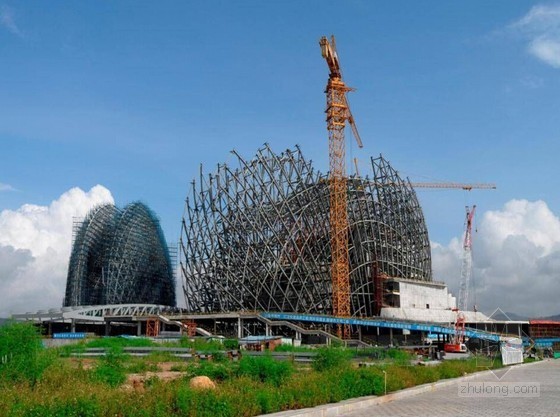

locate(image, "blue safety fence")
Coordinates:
260 312 501 342
52 332 86 339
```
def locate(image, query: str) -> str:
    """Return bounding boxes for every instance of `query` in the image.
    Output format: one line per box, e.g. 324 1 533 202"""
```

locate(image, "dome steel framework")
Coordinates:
180 145 431 317
64 202 176 307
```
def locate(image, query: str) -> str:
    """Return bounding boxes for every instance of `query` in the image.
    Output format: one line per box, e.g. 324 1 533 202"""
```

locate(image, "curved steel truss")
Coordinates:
64 202 176 307
180 144 431 317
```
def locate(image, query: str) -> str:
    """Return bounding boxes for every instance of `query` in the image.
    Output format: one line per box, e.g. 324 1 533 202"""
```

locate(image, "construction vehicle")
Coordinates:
444 205 476 354
319 35 362 338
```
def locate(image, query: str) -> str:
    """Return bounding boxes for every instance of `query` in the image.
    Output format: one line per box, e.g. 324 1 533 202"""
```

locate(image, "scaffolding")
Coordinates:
146 318 160 337
180 144 431 317
64 202 176 307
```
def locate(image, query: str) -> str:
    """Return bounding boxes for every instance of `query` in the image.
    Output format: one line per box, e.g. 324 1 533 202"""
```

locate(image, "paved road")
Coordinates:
346 360 560 417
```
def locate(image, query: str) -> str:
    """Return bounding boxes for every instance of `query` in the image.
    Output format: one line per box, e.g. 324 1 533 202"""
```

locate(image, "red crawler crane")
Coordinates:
444 205 476 353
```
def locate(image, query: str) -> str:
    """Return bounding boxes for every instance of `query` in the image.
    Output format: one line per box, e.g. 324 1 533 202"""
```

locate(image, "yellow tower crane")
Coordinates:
320 35 363 338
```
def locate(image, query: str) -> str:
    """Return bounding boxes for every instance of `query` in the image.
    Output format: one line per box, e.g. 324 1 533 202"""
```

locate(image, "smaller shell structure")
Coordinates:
180 144 431 317
64 202 176 307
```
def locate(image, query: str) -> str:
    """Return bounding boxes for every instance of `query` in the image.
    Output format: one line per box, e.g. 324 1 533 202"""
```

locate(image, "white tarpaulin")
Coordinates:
501 337 523 365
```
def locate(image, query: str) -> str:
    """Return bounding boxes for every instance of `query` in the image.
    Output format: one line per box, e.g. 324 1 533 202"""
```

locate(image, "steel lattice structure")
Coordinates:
180 145 431 317
64 202 176 307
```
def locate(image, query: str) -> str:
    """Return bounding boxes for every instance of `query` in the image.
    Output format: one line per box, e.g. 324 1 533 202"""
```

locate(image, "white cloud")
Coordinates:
511 4 560 68
0 5 23 38
432 199 560 318
0 185 114 316
529 36 560 68
0 182 16 192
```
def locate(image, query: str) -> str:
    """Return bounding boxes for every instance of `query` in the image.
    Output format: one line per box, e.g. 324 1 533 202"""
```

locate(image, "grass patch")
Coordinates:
91 349 127 387
0 324 507 417
237 354 294 386
85 337 155 349
274 344 315 352
312 347 352 371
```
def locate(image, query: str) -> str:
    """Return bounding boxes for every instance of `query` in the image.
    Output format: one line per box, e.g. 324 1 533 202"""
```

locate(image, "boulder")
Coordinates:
189 375 216 390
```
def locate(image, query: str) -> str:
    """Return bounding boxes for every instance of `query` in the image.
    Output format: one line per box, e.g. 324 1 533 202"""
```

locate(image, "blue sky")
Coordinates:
1 2 560 315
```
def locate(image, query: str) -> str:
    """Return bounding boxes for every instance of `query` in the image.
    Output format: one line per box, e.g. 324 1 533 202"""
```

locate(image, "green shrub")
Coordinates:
411 365 439 384
237 354 293 386
192 361 235 381
385 348 412 364
91 349 126 387
352 367 385 396
176 386 233 417
222 339 239 350
383 364 416 392
57 342 86 358
437 361 463 379
125 358 158 374
0 321 53 385
256 388 281 414
212 351 227 363
312 347 352 371
274 344 314 353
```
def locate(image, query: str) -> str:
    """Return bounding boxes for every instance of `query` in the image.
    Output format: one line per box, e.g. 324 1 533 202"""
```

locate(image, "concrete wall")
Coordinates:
399 281 456 310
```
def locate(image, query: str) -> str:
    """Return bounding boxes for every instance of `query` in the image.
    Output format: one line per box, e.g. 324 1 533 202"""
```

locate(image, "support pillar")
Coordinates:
71 319 76 333
137 321 142 337
389 328 393 346
105 321 110 336
237 317 242 339
265 323 270 337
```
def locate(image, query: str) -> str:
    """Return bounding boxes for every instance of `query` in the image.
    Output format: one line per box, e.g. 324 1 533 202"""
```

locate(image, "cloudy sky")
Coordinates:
1 2 559 317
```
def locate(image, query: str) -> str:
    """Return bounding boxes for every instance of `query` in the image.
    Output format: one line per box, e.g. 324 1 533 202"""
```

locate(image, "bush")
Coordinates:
274 344 313 353
91 349 126 387
222 339 239 350
0 321 53 385
176 386 233 417
385 348 412 364
237 354 293 386
125 358 158 374
191 361 235 381
312 347 352 371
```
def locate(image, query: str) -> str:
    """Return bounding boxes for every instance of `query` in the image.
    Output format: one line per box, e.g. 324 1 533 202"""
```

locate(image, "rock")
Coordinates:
132 378 146 393
189 375 216 390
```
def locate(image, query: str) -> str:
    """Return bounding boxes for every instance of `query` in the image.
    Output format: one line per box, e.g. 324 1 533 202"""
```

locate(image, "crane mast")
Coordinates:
444 205 476 353
320 35 362 338
458 205 476 312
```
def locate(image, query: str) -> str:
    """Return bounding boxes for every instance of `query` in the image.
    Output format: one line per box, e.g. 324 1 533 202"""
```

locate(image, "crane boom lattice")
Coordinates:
320 35 362 338
410 183 496 191
458 205 476 312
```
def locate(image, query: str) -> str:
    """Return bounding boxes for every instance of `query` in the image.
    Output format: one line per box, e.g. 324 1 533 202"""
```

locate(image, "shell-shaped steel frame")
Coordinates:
64 202 176 307
180 144 431 317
